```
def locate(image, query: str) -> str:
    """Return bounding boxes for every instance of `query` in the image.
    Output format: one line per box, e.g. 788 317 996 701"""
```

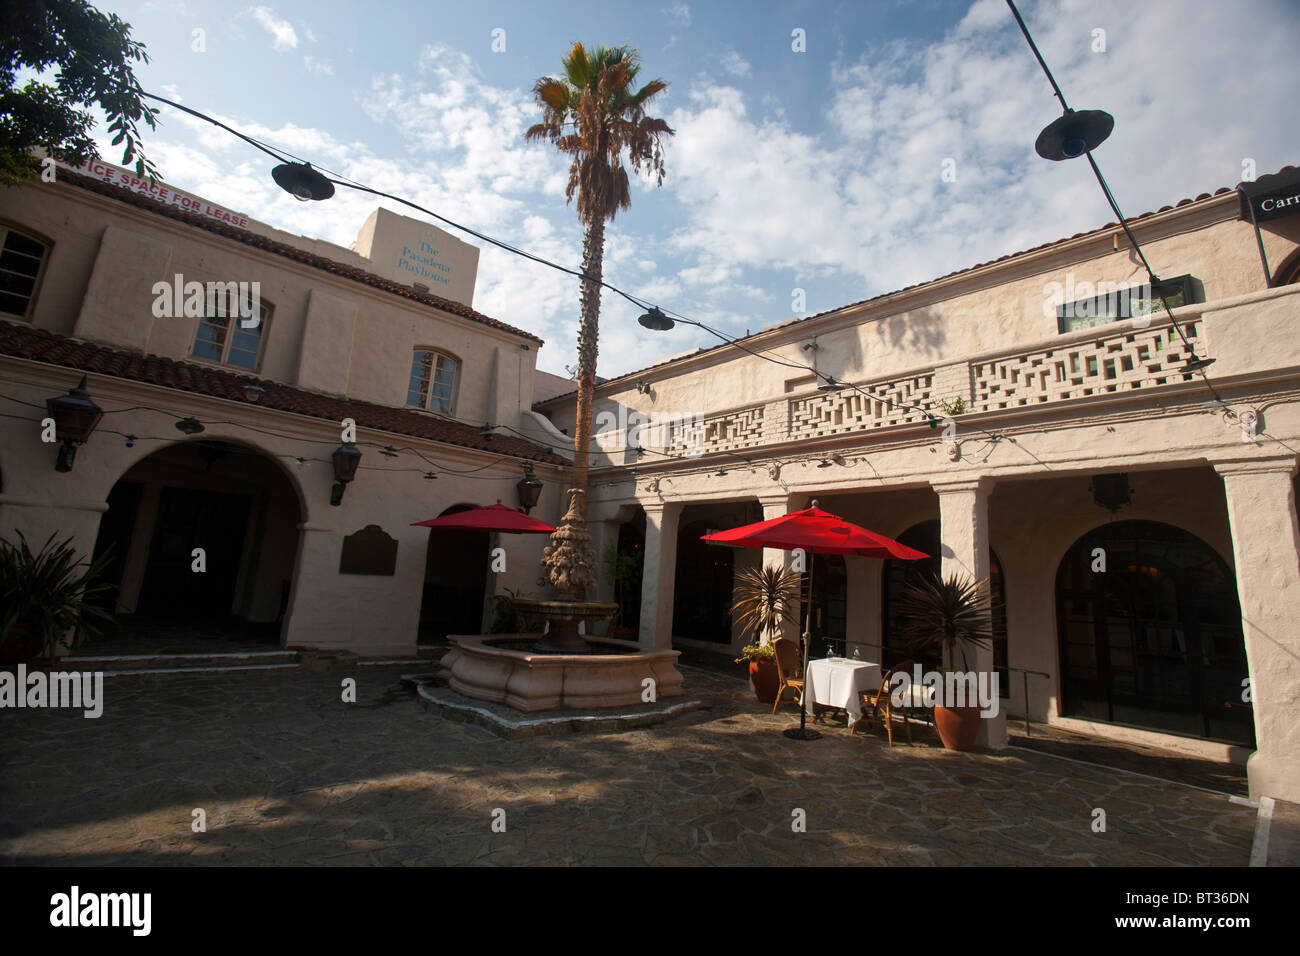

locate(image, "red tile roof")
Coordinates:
56 169 544 345
0 322 568 465
534 168 1291 407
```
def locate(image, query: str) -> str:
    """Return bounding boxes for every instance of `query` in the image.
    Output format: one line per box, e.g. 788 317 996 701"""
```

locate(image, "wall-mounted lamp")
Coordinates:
46 375 103 472
175 417 205 435
242 383 265 403
1089 473 1132 513
516 464 543 514
635 380 652 395
330 442 362 506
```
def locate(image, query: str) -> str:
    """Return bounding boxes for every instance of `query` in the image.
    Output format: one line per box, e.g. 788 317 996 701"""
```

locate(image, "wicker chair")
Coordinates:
772 637 805 715
855 659 929 746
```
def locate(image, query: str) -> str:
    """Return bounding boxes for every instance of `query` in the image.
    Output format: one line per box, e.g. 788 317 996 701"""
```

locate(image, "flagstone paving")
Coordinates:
0 663 1257 866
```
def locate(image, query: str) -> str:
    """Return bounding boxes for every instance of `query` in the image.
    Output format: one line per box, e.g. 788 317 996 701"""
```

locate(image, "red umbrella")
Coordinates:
702 501 928 740
411 503 556 534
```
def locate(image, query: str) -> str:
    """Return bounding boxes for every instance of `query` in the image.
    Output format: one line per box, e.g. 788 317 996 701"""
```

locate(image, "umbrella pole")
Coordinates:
784 547 822 741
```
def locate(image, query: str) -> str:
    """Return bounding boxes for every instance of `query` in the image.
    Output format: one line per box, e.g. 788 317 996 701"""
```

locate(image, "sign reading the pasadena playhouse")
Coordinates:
58 157 252 230
354 207 480 307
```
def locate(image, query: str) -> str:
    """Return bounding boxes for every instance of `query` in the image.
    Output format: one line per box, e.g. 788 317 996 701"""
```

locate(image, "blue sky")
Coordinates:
86 0 1300 377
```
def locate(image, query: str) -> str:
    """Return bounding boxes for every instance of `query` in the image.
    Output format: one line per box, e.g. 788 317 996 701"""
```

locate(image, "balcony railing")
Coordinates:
586 285 1299 465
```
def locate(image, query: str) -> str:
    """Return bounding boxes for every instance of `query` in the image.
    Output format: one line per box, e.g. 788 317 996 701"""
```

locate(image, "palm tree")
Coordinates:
526 43 673 597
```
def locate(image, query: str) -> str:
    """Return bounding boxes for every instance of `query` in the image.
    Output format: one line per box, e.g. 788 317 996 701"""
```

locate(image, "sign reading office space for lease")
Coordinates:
57 157 253 230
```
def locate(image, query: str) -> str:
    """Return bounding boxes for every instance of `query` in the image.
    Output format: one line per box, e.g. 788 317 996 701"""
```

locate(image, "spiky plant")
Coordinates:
0 531 115 667
732 564 802 650
895 571 994 673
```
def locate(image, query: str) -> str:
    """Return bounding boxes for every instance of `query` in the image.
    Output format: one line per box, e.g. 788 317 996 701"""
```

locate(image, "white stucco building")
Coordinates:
537 167 1300 803
0 161 571 658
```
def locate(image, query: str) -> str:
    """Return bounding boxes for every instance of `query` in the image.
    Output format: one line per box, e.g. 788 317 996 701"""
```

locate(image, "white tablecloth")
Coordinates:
803 658 881 725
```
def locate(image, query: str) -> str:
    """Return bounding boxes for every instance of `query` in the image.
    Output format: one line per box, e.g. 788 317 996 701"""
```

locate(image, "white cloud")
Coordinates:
247 7 298 52
720 49 751 78
661 0 1300 307
662 3 691 28
303 55 333 76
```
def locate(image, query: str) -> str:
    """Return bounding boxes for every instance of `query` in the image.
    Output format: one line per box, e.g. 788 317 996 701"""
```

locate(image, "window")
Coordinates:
1057 274 1197 334
191 290 270 370
407 349 460 414
0 226 49 319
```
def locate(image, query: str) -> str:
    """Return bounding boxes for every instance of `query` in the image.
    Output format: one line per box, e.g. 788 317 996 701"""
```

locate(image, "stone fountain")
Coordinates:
437 489 684 711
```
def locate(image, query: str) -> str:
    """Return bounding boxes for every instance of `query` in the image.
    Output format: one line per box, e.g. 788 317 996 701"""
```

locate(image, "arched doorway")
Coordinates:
1055 520 1253 744
418 503 489 643
89 439 303 642
880 520 1008 692
673 518 735 643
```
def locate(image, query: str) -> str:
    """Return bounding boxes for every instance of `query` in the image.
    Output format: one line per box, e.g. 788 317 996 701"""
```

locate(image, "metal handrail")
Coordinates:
844 643 1052 737
1003 666 1051 737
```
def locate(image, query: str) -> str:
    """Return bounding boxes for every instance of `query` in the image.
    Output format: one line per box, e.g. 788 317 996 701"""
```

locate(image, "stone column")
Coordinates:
934 477 1006 748
638 501 683 651
1215 457 1300 803
758 492 805 642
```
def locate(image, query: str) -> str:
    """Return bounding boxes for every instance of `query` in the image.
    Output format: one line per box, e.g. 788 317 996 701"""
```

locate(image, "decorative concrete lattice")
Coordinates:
666 405 766 456
786 373 935 438
970 322 1203 412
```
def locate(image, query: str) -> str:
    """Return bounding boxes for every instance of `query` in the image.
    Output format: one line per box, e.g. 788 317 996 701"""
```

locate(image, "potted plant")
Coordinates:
731 564 801 702
896 570 994 751
0 531 115 667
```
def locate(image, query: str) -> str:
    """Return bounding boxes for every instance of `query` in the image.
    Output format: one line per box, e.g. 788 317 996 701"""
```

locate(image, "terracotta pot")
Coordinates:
748 660 779 703
934 704 983 751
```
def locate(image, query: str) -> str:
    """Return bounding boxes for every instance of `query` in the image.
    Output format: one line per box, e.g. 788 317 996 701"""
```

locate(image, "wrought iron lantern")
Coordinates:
331 442 362 506
46 375 103 472
516 464 543 514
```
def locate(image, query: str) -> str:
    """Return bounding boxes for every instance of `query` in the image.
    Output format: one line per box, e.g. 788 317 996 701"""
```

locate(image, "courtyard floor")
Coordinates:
0 662 1258 866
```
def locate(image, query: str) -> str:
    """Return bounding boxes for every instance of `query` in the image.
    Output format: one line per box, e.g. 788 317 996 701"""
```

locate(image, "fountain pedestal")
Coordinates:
514 598 619 654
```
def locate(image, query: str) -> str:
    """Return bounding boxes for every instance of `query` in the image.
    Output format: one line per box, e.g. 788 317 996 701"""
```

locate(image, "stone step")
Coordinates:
59 649 299 674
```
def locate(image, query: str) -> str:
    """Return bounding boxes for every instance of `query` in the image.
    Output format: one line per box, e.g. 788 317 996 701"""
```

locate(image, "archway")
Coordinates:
1055 520 1253 744
673 518 735 643
88 439 303 643
611 508 646 635
418 503 490 643
880 520 1008 691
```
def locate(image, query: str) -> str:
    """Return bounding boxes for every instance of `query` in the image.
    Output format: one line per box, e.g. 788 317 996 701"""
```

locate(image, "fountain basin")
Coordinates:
439 634 684 712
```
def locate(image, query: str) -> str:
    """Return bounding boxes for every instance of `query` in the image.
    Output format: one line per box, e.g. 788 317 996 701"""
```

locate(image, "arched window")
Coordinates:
0 225 50 319
407 348 460 414
1055 520 1251 744
192 287 271 370
1274 248 1300 287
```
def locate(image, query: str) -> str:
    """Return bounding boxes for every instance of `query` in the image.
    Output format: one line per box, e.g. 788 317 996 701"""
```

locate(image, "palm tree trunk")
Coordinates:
570 215 606 525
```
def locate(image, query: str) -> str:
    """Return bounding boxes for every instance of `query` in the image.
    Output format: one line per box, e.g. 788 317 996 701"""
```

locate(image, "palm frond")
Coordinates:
731 564 801 646
894 570 995 673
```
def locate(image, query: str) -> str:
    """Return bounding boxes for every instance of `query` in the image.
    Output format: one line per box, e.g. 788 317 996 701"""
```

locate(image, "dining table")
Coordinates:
802 657 882 729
